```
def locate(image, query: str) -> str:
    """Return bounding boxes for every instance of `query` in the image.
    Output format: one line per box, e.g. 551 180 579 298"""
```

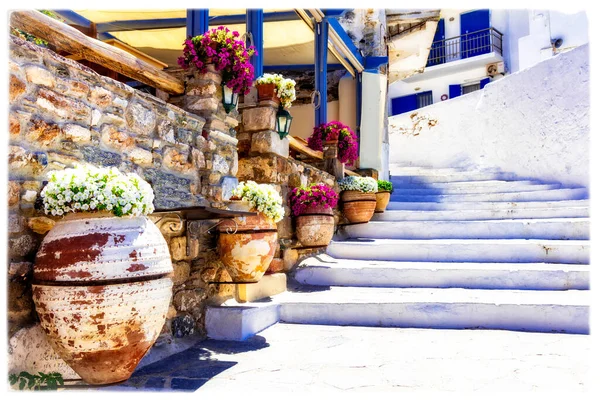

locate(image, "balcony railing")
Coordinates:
426 27 503 67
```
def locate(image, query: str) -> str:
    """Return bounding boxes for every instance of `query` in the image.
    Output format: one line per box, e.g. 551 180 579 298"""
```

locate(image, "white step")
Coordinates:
386 199 589 211
277 287 589 334
205 302 280 341
393 179 542 189
339 218 589 240
390 188 588 203
389 166 468 175
390 172 517 184
372 207 590 221
294 255 589 290
391 183 561 195
327 239 590 264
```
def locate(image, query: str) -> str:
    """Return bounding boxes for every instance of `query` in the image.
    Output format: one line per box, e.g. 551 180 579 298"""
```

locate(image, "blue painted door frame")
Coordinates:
246 10 264 79
460 10 491 59
427 19 445 67
314 20 329 126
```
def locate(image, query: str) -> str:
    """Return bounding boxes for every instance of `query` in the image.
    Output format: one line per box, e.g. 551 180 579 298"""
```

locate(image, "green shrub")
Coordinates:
377 180 393 192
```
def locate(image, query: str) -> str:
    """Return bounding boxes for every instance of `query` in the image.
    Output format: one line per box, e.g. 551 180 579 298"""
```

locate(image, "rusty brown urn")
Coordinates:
256 82 279 103
217 213 279 283
295 205 335 247
32 213 173 385
341 191 377 223
375 191 391 213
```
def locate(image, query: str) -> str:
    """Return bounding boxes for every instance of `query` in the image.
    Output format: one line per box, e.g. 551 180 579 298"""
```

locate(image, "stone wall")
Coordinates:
7 35 239 346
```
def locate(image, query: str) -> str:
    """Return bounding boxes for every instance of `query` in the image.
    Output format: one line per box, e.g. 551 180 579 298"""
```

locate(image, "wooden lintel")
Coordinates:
10 10 184 94
288 136 323 160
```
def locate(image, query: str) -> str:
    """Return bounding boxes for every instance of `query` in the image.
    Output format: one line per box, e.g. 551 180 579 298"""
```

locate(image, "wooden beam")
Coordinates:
288 136 323 160
10 10 184 94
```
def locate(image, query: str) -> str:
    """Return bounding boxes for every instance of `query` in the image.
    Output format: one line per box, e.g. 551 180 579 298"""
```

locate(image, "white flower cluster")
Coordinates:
256 73 296 109
41 164 155 217
338 176 378 193
232 181 285 223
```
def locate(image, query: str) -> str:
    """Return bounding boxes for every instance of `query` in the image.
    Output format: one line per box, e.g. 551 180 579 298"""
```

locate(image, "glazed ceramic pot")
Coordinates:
217 211 279 283
32 213 173 385
256 82 279 103
375 191 391 213
295 205 335 247
341 191 376 223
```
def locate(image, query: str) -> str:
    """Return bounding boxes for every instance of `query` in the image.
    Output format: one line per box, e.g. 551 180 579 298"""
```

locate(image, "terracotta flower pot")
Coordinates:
295 205 334 247
32 212 173 385
375 191 391 213
217 212 279 283
256 82 279 103
341 191 376 223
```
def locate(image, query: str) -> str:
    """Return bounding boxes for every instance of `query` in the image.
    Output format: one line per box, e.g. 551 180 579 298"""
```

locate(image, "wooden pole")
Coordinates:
10 10 184 94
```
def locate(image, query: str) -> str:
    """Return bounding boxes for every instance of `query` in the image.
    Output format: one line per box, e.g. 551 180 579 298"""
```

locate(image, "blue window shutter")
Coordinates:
449 84 461 99
391 94 418 116
480 78 490 88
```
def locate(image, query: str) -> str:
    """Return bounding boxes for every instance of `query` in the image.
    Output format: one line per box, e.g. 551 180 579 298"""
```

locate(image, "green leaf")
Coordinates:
9 374 17 385
19 379 25 390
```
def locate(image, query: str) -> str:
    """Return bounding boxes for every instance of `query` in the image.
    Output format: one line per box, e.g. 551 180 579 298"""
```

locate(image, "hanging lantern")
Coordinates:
275 105 293 140
221 83 239 113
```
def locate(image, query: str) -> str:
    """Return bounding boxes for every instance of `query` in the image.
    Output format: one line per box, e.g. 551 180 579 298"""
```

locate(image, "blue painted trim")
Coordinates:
315 20 329 126
364 56 388 69
246 10 264 79
480 77 490 88
187 9 209 37
325 17 364 66
449 84 461 99
356 72 362 134
52 10 115 40
211 11 297 25
264 64 345 72
322 9 348 17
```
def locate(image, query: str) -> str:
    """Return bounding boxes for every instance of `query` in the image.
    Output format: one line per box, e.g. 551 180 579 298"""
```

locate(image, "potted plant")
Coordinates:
33 164 173 385
375 179 393 213
338 176 378 223
289 183 339 247
255 73 297 108
178 26 256 111
307 121 359 165
217 181 285 283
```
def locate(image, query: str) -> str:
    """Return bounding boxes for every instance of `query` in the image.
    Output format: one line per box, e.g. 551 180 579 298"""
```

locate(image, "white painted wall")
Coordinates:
388 9 588 113
388 44 589 187
360 71 387 174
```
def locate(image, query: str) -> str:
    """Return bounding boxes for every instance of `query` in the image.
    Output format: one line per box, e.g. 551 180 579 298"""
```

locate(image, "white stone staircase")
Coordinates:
205 167 590 340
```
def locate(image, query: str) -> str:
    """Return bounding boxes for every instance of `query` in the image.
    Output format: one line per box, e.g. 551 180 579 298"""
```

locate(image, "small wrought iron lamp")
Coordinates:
275 105 293 139
221 84 238 113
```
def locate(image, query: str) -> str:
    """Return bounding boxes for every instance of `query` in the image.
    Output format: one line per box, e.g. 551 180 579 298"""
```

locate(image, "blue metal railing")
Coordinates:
426 27 503 67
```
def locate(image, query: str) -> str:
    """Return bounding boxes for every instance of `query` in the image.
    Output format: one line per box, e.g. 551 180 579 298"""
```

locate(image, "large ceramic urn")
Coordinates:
217 204 278 283
32 212 173 385
295 205 335 247
341 191 376 223
375 191 391 213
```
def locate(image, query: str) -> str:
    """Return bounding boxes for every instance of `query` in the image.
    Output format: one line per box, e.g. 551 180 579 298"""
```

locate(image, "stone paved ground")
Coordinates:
74 323 591 393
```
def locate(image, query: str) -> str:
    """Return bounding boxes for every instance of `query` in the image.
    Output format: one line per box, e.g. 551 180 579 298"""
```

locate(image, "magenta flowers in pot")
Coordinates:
289 184 339 247
307 121 359 165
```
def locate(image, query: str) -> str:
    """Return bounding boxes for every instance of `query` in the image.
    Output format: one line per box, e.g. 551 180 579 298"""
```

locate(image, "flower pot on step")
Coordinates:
256 83 279 103
375 191 391 213
295 205 335 247
341 191 376 223
217 206 279 283
32 212 173 385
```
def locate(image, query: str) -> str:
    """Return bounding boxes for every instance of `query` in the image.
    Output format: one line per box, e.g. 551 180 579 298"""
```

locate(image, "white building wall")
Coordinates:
387 44 589 188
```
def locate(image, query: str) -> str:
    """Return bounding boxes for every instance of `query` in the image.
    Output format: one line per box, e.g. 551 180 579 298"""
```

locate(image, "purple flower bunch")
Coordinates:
289 183 339 217
177 26 256 95
307 121 359 164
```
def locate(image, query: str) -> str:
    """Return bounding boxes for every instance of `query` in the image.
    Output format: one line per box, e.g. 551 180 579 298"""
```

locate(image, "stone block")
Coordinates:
163 147 194 174
9 113 20 138
36 88 91 122
170 236 199 261
283 248 299 271
277 216 294 240
127 147 154 167
65 80 90 99
187 81 217 97
187 97 219 115
157 119 176 143
171 261 192 286
91 109 102 126
204 117 230 134
250 130 290 157
8 262 33 277
212 154 229 174
89 86 114 109
9 74 26 102
242 106 276 132
173 289 206 312
191 148 206 170
8 181 20 207
171 313 195 338
25 118 63 148
112 96 129 111
8 233 37 259
8 146 45 176
63 123 91 143
81 146 122 167
24 65 56 88
125 101 156 135
101 125 134 149
8 325 80 380
8 214 26 234
235 273 286 303
27 216 56 234
220 176 238 201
